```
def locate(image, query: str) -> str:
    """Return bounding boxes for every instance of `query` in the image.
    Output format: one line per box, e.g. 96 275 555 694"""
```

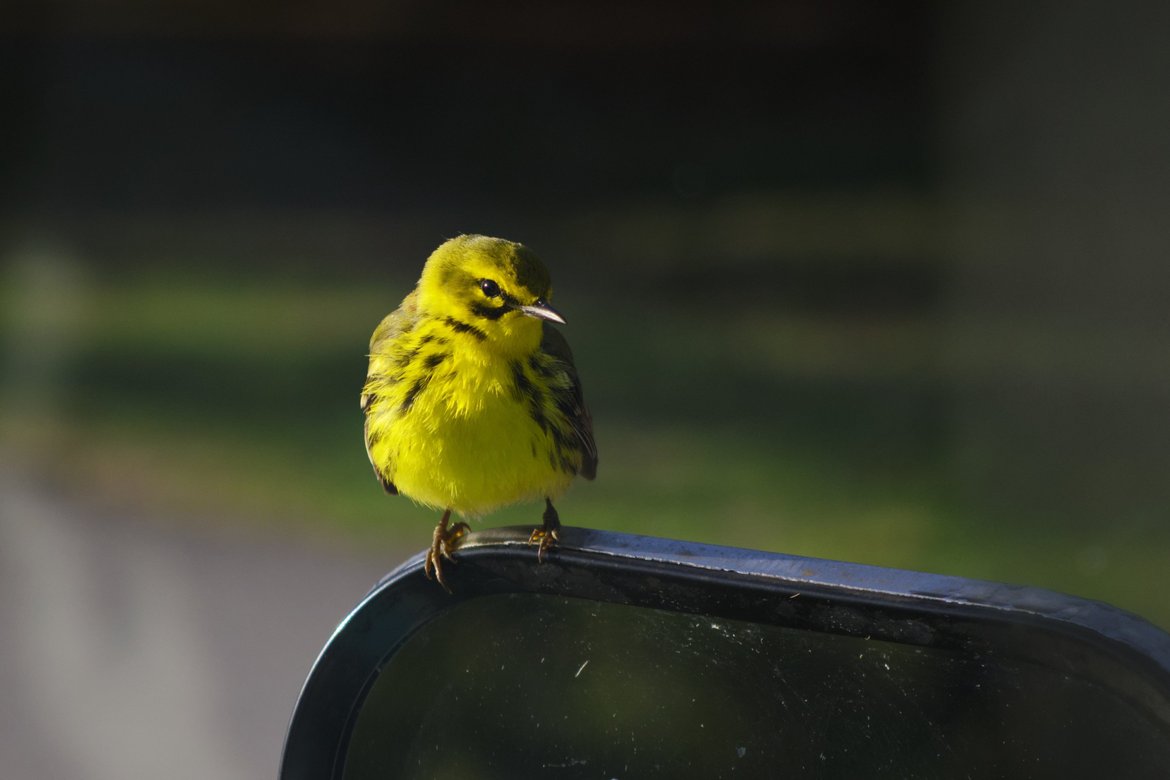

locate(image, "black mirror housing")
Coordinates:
282 527 1170 778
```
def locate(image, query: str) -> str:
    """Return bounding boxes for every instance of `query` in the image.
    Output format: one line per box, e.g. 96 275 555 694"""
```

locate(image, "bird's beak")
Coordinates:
519 299 566 325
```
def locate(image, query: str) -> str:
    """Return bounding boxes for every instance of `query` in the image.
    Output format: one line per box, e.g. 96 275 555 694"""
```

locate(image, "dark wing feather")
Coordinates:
361 291 421 494
541 324 598 480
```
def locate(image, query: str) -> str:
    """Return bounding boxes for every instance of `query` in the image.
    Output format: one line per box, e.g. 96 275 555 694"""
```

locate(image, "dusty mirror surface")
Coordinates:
343 592 1170 778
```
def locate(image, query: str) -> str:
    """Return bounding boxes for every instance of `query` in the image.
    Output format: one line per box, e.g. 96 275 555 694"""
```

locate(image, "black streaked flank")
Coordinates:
529 354 557 378
401 374 429 413
549 391 590 477
554 393 579 430
377 472 398 495
551 421 576 458
423 352 449 370
511 360 534 400
396 345 420 372
558 453 574 474
419 334 450 347
512 360 550 433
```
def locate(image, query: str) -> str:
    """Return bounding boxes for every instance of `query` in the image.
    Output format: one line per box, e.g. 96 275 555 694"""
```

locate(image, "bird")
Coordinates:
360 234 597 591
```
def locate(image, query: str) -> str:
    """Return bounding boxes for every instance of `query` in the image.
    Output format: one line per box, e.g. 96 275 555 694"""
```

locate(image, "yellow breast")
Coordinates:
364 334 574 517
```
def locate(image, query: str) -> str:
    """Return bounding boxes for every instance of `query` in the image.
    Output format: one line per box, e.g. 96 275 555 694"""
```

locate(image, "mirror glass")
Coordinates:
344 592 1170 778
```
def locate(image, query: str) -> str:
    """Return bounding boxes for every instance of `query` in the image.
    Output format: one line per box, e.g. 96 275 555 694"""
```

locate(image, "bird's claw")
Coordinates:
530 498 561 563
444 522 471 555
425 519 471 593
528 526 559 562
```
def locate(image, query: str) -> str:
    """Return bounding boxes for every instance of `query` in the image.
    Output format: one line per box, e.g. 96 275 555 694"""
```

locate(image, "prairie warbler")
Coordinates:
361 235 597 589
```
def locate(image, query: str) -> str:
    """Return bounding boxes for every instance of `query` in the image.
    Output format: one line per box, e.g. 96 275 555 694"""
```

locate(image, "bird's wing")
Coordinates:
541 324 598 480
361 290 419 411
361 290 421 494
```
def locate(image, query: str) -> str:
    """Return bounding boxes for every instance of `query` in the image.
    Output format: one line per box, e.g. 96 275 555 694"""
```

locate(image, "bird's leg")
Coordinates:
425 509 470 592
528 498 561 562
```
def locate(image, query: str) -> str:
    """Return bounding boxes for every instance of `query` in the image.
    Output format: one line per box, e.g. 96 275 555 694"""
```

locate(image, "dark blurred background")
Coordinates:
2 2 1168 777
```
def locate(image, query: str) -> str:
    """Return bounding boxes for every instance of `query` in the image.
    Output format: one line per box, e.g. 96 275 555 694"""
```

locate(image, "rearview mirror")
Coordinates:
282 527 1170 778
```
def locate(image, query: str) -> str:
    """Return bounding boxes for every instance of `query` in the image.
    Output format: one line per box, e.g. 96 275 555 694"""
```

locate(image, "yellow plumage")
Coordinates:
361 234 597 588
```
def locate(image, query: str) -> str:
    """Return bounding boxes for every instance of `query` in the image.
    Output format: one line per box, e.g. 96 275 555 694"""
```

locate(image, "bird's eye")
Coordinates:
479 279 501 298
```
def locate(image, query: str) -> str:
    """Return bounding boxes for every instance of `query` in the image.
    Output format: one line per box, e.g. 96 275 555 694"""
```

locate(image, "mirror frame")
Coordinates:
281 526 1170 779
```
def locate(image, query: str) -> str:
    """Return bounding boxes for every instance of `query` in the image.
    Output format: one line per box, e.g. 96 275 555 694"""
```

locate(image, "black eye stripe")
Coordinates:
470 302 510 320
472 279 526 321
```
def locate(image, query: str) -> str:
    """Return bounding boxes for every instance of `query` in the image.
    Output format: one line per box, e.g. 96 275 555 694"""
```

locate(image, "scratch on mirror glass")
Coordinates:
542 758 588 768
575 659 589 678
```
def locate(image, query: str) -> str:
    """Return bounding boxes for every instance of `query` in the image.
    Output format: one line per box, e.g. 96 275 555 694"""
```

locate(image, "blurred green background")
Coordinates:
3 0 1168 632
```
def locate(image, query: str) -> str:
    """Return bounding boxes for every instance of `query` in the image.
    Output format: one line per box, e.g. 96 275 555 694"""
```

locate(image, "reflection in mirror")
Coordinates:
344 593 1170 778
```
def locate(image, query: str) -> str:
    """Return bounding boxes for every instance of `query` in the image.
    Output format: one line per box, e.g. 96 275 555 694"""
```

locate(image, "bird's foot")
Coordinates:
529 499 561 562
424 512 469 592
528 526 559 561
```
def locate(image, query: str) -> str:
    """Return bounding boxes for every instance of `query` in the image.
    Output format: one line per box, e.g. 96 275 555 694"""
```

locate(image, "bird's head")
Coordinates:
417 234 564 354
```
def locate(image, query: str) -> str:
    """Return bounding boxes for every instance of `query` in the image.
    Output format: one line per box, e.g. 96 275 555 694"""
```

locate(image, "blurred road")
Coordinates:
0 469 396 779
